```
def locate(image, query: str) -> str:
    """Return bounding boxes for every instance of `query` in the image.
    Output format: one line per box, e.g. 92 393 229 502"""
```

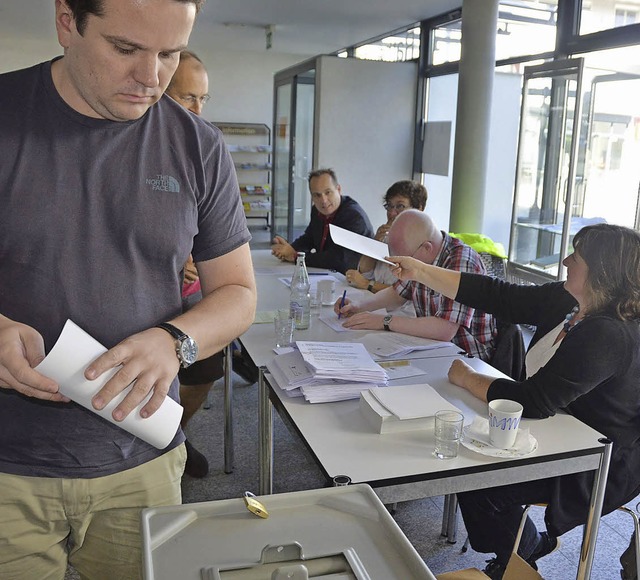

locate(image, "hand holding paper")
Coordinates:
36 320 183 449
0 317 67 400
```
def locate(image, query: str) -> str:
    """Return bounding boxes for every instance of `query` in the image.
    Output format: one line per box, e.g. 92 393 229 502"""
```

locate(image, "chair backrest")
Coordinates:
479 252 507 280
477 252 527 379
490 319 526 381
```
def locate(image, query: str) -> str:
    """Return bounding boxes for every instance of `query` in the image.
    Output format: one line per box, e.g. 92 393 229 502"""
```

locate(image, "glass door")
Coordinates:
509 59 584 283
272 63 316 241
272 83 291 240
576 45 640 231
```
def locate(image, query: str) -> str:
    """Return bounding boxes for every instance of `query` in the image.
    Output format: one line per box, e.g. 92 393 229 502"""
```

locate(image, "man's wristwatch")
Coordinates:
383 314 393 331
155 322 199 368
367 281 375 293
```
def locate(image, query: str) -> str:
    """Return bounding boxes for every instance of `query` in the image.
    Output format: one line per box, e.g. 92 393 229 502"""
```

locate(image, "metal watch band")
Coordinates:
383 314 392 331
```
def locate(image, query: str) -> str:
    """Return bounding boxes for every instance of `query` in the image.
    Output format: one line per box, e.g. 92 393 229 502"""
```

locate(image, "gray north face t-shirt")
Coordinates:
0 60 251 478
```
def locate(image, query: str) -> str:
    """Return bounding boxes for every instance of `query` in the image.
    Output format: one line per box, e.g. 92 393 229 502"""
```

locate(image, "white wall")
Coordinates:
315 56 417 230
194 50 309 125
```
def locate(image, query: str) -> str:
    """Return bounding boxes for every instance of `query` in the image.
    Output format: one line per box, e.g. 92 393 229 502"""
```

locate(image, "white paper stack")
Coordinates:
266 342 388 403
359 383 462 434
360 333 456 358
296 341 388 384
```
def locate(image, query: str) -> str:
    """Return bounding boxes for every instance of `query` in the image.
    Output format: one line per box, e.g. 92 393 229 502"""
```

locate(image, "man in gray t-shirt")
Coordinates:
0 0 256 577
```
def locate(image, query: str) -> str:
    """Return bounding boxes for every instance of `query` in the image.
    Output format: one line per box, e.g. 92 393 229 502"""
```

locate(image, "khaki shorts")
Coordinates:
0 444 186 580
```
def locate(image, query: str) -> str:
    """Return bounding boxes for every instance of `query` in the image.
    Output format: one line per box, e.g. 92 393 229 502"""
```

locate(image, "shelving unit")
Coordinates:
214 122 272 229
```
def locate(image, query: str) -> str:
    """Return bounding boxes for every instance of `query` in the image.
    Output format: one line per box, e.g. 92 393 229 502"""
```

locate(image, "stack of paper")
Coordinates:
297 341 388 384
360 333 455 358
359 384 462 434
266 342 388 403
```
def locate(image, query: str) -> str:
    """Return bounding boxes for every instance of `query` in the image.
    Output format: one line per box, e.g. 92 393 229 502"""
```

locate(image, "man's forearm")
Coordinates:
387 315 459 342
174 284 256 358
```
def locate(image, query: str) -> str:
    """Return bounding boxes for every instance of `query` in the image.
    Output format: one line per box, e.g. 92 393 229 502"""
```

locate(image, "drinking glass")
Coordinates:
434 410 464 459
274 309 295 348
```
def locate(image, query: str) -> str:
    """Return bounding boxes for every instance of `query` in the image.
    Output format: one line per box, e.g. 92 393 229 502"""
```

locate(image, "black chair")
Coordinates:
490 319 526 381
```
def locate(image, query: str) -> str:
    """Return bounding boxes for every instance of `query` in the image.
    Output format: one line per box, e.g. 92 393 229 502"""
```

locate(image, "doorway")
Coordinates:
272 64 316 242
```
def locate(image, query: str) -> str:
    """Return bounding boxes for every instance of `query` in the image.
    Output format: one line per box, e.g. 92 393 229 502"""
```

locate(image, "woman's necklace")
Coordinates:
563 305 581 333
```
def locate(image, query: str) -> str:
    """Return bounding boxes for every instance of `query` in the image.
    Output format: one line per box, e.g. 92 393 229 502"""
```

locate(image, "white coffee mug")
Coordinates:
488 399 523 449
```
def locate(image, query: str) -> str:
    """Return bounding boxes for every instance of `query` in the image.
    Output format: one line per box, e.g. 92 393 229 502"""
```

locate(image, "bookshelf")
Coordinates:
214 122 272 229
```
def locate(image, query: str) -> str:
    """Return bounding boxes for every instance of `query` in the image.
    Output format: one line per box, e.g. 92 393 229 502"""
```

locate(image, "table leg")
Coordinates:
258 367 273 495
576 437 613 580
441 494 459 543
223 343 234 474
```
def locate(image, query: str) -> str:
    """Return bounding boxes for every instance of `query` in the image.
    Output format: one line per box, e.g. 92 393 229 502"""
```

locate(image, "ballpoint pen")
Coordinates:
338 289 347 319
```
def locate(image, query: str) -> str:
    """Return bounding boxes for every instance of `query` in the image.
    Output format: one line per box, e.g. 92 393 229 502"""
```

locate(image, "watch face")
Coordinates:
179 337 199 366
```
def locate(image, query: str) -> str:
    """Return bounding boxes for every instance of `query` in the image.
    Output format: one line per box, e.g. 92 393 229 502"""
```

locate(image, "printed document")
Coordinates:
360 332 455 358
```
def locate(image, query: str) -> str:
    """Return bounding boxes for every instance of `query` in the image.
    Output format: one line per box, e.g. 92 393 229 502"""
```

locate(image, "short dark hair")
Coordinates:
66 0 206 35
573 223 640 321
308 168 338 188
383 180 428 211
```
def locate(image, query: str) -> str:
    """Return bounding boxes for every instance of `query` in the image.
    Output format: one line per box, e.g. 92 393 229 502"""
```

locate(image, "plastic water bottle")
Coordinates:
290 252 311 330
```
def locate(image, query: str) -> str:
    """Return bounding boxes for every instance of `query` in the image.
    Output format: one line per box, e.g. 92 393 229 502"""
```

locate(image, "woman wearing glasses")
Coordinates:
345 180 427 292
388 223 640 580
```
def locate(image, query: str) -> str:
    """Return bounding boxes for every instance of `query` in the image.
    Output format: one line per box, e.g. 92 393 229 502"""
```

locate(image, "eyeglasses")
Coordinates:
178 94 211 107
411 242 425 258
383 202 408 212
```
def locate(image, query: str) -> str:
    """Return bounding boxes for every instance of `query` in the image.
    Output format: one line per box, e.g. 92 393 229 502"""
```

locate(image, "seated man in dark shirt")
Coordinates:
271 168 374 273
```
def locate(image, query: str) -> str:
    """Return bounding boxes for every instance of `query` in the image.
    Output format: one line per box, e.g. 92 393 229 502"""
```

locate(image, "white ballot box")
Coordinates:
141 484 436 580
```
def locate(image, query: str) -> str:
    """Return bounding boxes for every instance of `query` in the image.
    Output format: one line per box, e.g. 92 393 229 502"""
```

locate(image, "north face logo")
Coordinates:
146 174 180 192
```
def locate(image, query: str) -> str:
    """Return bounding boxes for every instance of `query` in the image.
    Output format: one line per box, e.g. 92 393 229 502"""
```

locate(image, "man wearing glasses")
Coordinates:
336 209 496 361
165 51 222 479
345 180 427 294
166 50 210 115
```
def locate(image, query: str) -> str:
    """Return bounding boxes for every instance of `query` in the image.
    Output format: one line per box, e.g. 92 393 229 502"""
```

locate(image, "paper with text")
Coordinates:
361 333 455 358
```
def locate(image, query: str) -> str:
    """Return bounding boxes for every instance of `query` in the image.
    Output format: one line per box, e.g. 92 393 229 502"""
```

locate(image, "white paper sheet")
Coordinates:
361 333 455 358
329 224 395 265
296 341 388 383
376 360 426 380
318 313 351 332
369 383 461 420
35 320 183 449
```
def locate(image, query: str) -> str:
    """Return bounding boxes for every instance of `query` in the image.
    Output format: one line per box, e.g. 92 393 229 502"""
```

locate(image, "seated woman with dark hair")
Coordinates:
388 223 640 580
345 180 427 293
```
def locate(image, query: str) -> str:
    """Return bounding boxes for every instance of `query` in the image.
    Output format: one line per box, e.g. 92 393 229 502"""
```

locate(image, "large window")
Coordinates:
430 1 557 67
580 0 640 34
353 27 421 62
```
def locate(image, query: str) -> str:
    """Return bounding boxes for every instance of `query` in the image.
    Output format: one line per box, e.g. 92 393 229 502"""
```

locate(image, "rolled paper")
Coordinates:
35 320 183 449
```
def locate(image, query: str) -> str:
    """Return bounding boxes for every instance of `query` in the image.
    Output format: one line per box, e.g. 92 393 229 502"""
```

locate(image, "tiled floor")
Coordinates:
391 494 638 578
